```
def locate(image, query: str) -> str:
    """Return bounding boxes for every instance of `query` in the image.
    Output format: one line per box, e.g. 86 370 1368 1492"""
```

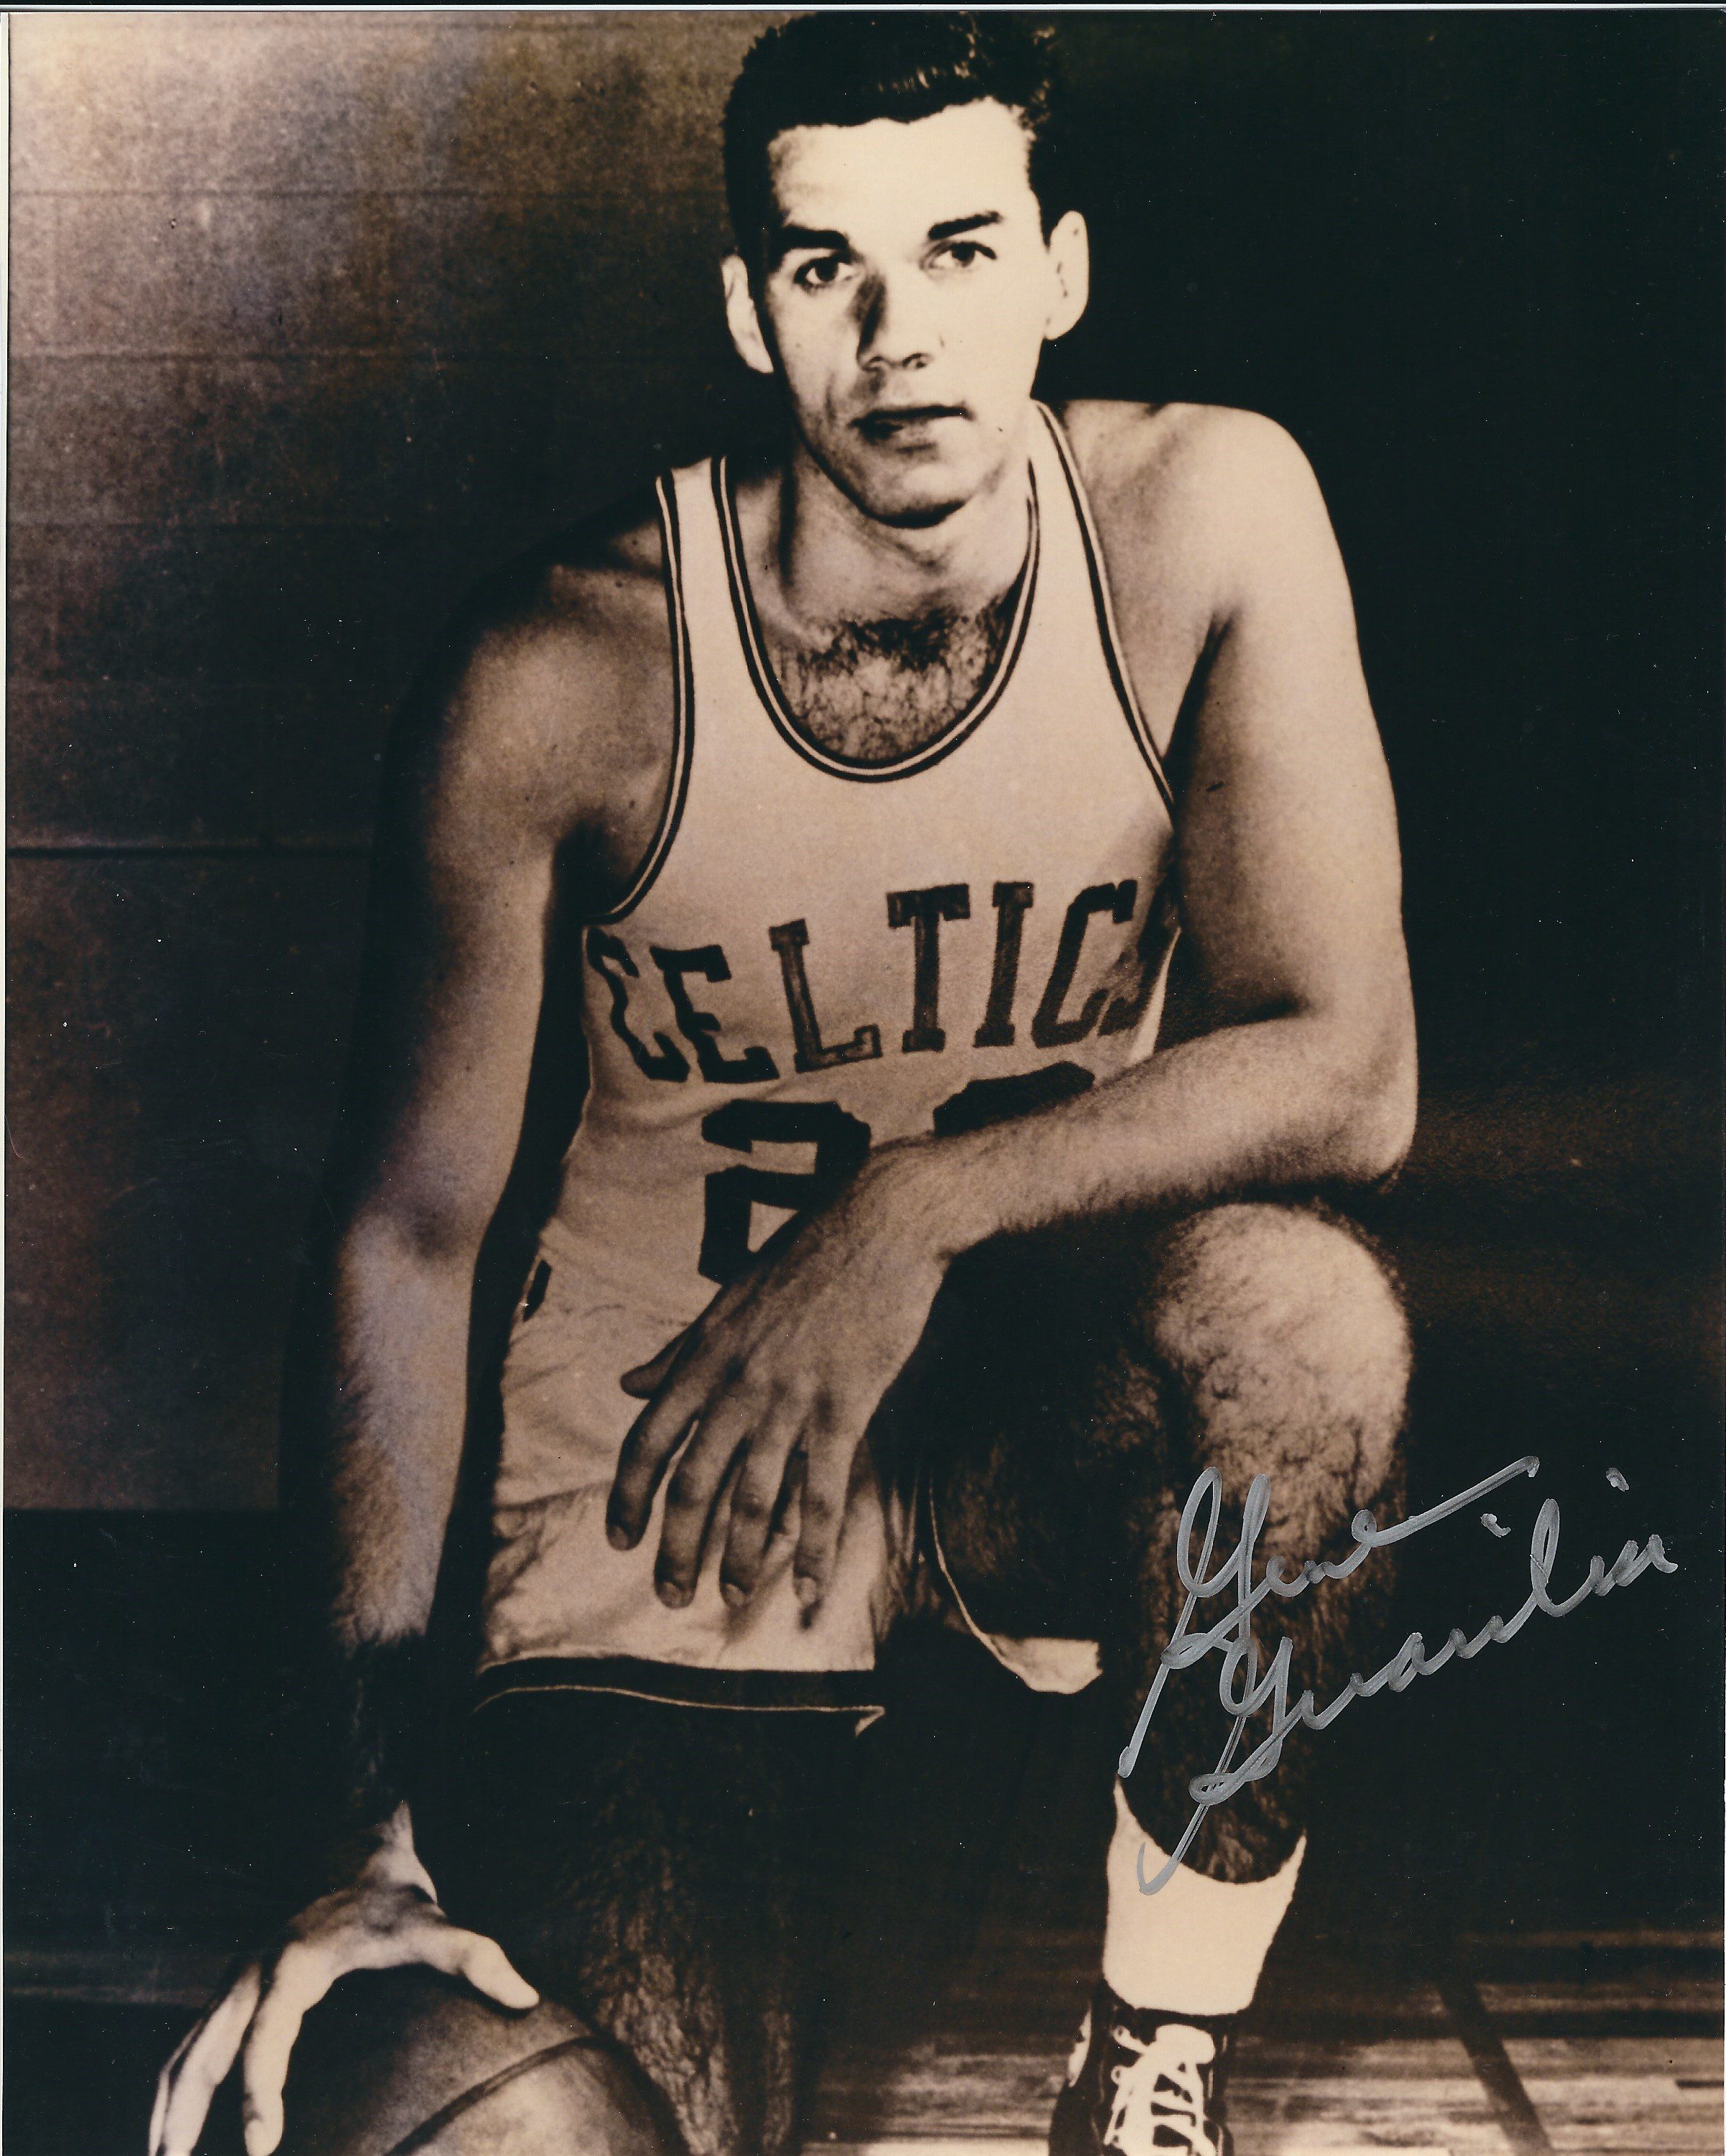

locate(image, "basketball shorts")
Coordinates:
474 1240 1103 1728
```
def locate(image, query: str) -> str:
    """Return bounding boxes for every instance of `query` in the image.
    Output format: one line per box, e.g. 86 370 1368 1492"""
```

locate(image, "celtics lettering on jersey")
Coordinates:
591 875 1180 1083
586 875 1180 1284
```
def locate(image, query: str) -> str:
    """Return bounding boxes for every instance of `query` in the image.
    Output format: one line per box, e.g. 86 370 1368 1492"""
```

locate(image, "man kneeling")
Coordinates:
154 17 1416 2156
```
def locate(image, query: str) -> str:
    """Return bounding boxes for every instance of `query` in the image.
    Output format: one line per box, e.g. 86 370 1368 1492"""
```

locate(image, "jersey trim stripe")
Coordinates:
1037 402 1178 820
593 471 696 925
472 1653 885 1722
712 451 1041 784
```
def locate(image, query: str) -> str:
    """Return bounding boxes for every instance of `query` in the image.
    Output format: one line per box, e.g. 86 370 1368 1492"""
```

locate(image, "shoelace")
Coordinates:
1103 2022 1219 2156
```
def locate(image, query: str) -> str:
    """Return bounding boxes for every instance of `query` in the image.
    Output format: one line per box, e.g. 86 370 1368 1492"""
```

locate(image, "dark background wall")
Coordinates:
6 9 1722 1954
8 11 771 1507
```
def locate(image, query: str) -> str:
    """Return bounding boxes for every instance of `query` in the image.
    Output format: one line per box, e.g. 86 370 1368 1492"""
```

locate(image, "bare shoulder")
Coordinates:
1055 397 1319 515
396 492 675 884
1053 399 1333 616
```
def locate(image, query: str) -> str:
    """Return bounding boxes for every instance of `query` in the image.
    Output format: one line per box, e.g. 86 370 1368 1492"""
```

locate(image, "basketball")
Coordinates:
257 1970 680 2156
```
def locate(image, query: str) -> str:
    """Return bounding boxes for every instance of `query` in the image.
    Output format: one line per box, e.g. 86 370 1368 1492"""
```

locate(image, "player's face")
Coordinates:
723 99 1088 526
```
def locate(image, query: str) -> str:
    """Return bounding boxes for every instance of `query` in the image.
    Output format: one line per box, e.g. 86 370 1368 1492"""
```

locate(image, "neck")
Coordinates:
754 412 1035 639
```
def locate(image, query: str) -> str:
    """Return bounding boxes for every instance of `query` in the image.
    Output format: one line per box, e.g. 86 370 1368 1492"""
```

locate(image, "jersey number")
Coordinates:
696 1064 1094 1285
698 1101 872 1285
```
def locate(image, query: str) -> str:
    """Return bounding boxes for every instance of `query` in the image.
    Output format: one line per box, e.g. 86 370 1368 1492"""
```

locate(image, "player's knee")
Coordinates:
1141 1203 1408 1542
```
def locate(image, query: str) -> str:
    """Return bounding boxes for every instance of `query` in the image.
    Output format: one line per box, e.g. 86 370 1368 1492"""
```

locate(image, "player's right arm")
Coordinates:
151 519 673 2156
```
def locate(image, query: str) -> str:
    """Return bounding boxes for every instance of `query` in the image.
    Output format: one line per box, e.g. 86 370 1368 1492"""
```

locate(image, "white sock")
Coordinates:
1102 1781 1305 2017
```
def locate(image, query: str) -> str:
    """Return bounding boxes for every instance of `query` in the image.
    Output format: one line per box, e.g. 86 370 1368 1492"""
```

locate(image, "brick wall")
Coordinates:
7 12 774 1505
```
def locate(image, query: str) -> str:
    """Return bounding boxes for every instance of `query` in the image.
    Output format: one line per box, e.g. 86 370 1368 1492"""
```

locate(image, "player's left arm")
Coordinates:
609 407 1415 1611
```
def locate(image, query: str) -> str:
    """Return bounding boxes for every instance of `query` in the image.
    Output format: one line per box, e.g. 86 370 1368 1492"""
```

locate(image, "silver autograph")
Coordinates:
1122 1457 1676 1893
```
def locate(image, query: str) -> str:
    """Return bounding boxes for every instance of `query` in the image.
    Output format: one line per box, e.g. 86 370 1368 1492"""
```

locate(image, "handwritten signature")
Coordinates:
1121 1456 1676 1893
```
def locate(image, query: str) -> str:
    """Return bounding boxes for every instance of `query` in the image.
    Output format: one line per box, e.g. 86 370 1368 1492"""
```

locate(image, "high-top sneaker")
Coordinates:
1048 1981 1237 2155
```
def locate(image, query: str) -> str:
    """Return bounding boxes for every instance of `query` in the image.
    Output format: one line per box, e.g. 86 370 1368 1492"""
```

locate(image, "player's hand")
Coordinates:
148 1810 537 2156
608 1144 947 1614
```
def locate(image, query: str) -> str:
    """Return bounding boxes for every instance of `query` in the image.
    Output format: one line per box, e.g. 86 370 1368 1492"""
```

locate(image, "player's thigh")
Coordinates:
906 1210 1161 1641
917 1200 1409 1637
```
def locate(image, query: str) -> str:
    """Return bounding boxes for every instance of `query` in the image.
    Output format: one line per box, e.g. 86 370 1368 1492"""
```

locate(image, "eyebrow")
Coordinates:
766 209 1005 269
767 224 849 267
928 212 1004 241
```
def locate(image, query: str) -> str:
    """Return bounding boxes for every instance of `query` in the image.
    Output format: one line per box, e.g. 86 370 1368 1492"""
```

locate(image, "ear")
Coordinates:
722 254 776 376
1044 210 1090 343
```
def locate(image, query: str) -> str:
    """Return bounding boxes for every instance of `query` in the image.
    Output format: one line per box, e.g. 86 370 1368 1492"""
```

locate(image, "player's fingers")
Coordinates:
793 1424 854 1612
427 1925 540 2010
239 2009 305 2156
149 2059 172 2155
770 1442 808 1542
655 1389 760 1604
154 1964 263 2156
239 1952 331 2156
719 1405 806 1605
618 1323 694 1399
151 2014 205 2155
607 1361 712 1547
156 1974 262 2155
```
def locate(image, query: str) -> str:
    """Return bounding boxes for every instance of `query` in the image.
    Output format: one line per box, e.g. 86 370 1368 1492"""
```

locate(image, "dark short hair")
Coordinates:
723 13 1070 264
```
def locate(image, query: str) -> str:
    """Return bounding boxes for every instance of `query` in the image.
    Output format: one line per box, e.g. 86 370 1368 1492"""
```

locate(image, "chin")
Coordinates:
861 482 971 529
838 451 981 529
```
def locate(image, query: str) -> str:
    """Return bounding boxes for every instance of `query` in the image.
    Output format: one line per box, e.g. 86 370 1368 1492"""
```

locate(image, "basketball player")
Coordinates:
152 18 1416 2156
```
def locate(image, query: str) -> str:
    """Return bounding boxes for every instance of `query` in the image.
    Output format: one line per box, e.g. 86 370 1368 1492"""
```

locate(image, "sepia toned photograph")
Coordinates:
6 10 1722 2155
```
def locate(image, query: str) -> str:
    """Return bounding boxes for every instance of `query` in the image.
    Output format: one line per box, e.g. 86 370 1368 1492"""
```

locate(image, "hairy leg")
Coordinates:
923 1200 1410 1881
430 1694 856 2156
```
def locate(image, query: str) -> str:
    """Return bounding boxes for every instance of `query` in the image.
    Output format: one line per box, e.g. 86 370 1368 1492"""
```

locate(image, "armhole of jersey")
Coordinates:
592 472 696 925
1037 402 1177 820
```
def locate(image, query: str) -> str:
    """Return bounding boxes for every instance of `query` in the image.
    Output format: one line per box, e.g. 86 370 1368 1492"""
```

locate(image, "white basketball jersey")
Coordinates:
479 403 1178 1691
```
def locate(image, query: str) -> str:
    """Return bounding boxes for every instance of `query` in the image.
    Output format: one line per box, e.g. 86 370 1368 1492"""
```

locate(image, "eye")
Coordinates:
933 239 994 270
792 256 852 292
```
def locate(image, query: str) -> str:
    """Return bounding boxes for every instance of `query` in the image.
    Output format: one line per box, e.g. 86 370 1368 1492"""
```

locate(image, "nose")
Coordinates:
857 267 935 372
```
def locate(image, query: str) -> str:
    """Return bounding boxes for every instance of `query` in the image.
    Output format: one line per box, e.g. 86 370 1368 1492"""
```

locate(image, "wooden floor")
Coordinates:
805 1925 1724 2156
5 1928 1720 2154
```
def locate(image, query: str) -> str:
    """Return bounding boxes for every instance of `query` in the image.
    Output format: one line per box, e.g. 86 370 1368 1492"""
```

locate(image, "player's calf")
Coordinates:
433 1695 852 2156
1054 1202 1409 2155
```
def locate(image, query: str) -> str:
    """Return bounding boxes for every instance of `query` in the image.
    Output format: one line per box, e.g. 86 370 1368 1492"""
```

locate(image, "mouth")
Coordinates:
853 404 969 445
